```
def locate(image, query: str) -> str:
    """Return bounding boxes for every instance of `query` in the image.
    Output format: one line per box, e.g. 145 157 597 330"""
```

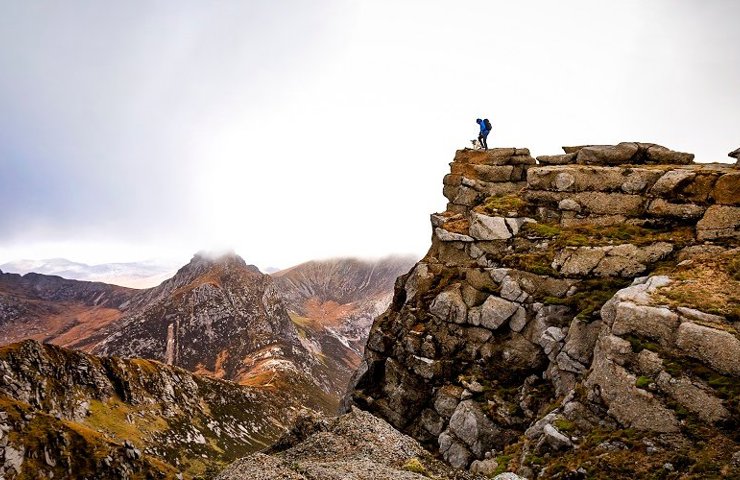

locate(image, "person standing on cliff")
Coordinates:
476 118 491 150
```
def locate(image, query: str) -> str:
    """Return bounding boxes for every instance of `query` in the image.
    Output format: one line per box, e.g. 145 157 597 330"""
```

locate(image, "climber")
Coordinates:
476 118 492 150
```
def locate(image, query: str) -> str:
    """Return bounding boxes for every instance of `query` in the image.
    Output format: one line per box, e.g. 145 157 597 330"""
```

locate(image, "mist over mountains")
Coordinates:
0 252 416 477
0 258 178 289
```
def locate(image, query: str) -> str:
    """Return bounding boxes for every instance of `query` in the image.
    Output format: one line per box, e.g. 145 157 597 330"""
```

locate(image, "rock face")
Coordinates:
0 340 301 479
216 408 485 480
346 146 740 479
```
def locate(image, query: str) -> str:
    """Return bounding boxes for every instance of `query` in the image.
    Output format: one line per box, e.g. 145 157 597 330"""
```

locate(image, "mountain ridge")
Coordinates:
0 339 318 478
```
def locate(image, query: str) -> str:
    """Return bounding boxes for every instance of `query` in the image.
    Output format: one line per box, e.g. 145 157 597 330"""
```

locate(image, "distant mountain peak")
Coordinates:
174 251 261 283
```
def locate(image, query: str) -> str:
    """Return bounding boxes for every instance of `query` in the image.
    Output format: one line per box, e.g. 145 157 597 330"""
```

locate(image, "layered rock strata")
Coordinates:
347 144 739 478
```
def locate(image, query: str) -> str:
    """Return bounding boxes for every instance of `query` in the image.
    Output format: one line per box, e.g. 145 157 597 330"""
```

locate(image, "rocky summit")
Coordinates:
88 252 341 415
342 144 739 479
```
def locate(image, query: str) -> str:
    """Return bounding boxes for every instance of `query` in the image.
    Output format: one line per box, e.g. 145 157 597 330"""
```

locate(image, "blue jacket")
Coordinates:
478 119 489 134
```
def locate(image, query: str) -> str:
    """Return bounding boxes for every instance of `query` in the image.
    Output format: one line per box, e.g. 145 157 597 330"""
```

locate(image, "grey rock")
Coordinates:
556 351 586 374
469 214 512 241
676 322 740 376
435 227 475 242
479 296 519 330
655 371 729 423
636 350 663 376
621 175 649 194
696 205 740 240
434 386 463 418
558 198 581 212
439 432 472 469
554 172 576 191
492 473 527 480
538 327 565 356
585 335 679 433
470 458 499 476
611 302 679 346
430 286 468 324
505 217 534 236
499 277 526 303
542 424 573 450
4 444 24 474
448 400 500 457
420 409 445 436
647 199 705 220
563 318 602 365
524 412 558 440
650 170 696 196
600 276 672 325
554 247 606 276
536 153 577 165
509 307 528 333
577 142 639 165
677 306 726 325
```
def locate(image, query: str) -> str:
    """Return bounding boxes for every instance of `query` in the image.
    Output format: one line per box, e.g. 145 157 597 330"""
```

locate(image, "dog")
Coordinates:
470 139 483 150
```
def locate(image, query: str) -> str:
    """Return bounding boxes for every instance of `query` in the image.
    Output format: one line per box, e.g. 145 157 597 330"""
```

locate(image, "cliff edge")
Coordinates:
345 143 739 478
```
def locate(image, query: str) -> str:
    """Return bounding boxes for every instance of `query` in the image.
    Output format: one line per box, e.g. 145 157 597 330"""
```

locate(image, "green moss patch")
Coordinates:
475 194 526 216
544 278 631 321
402 457 428 476
655 249 740 322
635 376 652 389
553 418 576 433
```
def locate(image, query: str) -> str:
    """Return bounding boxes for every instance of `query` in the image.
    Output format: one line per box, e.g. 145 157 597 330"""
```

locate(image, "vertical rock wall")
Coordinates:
347 144 739 477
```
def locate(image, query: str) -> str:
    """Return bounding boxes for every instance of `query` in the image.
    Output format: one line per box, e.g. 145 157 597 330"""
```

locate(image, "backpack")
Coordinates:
484 118 492 131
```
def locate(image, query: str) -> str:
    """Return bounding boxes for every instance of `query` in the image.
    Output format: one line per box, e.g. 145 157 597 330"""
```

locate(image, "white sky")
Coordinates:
1 1 738 270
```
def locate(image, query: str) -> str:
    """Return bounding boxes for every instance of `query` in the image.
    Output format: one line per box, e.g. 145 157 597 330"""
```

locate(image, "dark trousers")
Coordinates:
478 131 489 150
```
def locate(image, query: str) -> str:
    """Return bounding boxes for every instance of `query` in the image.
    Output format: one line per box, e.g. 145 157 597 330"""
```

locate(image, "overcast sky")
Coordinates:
1 1 738 270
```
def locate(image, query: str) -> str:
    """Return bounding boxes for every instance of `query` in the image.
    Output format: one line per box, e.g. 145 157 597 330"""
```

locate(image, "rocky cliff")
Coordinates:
0 340 310 479
345 143 740 478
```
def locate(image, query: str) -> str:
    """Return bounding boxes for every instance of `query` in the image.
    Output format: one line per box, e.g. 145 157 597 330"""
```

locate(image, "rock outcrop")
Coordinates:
346 145 739 479
215 408 487 480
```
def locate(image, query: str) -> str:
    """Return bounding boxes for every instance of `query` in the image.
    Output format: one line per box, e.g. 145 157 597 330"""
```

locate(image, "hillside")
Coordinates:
0 271 136 348
0 340 313 479
85 253 339 415
272 256 416 395
0 254 411 410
